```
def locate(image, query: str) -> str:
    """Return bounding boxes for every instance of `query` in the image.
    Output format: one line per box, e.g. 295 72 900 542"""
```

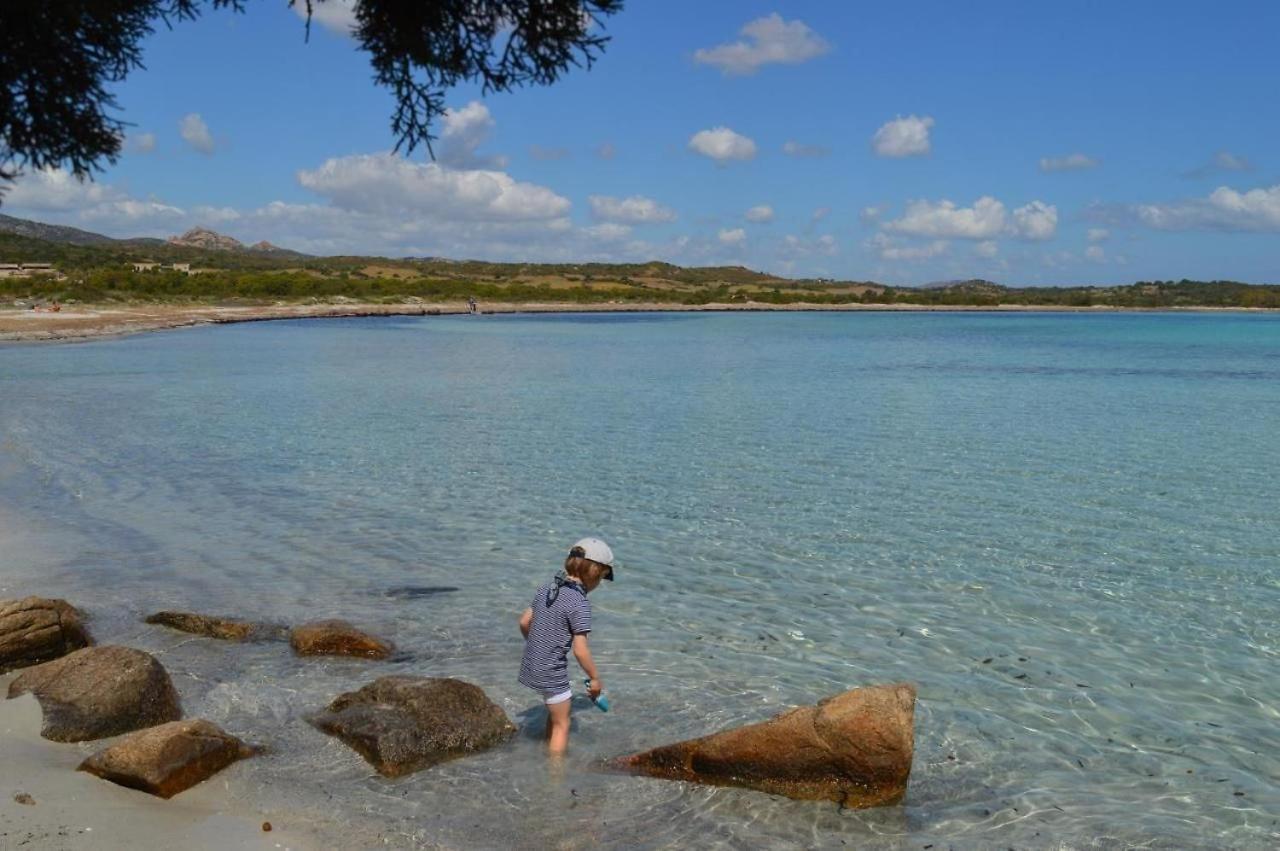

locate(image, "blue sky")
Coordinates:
5 0 1279 284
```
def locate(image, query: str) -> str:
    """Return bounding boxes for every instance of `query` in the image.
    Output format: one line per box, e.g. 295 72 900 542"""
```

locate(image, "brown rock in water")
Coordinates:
289 620 392 659
7 645 182 742
78 719 256 799
13 792 35 806
145 611 288 642
612 683 917 807
308 676 516 777
0 597 92 674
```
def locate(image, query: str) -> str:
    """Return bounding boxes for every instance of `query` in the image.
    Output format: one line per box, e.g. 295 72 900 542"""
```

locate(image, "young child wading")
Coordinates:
518 537 614 754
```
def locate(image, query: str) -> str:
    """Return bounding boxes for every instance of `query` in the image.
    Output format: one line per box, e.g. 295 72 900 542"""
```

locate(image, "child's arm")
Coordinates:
572 633 602 697
518 607 533 639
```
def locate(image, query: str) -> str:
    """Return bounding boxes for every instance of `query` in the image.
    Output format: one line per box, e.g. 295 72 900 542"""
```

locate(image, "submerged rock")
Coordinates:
289 620 392 659
79 719 256 799
145 611 288 642
612 683 917 807
7 645 183 742
0 597 93 674
309 676 516 777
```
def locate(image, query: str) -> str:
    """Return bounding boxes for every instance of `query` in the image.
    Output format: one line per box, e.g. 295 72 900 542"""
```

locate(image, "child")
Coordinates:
518 537 614 754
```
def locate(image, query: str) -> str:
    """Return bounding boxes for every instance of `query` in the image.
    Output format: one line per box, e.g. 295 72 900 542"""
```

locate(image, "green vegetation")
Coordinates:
2 231 1277 309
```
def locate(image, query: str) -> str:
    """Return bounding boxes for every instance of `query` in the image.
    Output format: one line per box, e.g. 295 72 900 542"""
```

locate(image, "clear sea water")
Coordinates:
1 311 1277 850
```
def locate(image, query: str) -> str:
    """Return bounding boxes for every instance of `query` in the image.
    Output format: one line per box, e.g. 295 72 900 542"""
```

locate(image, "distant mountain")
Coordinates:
920 278 1001 291
0 214 116 246
167 226 245 251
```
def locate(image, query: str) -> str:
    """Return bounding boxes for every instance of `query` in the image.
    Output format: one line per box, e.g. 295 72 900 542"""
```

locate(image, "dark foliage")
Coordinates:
0 0 621 198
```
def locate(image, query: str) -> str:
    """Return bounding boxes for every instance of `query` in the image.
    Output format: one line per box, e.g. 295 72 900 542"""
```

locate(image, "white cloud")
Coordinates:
859 206 881 224
129 132 157 154
884 196 1005 239
1184 150 1254 178
872 115 934 158
583 223 633 241
5 167 122 211
1010 201 1058 240
883 196 1056 241
439 101 506 169
1136 184 1280 232
1087 227 1110 243
588 194 676 224
292 0 358 36
718 227 746 246
1086 245 1106 262
694 14 830 76
782 234 838 257
689 127 757 163
811 206 831 222
975 240 999 258
867 233 948 261
782 140 828 158
297 153 570 222
745 204 774 223
1039 153 1099 172
180 113 215 154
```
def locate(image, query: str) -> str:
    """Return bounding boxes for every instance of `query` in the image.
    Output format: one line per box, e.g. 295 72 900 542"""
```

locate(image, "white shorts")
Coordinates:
544 689 573 705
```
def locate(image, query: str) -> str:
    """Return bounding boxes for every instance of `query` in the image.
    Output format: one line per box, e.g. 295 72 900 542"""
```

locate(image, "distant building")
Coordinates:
131 262 160 272
129 261 196 274
0 262 60 279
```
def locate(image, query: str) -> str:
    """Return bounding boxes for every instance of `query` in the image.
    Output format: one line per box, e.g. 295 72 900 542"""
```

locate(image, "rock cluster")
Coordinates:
79 719 256 798
0 597 92 673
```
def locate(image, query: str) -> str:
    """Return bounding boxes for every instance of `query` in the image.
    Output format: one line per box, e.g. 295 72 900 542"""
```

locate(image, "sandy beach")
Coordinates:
1 300 1271 344
0 680 313 851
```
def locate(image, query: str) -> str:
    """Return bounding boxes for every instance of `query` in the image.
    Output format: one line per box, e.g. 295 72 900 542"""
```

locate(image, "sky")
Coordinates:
4 0 1279 285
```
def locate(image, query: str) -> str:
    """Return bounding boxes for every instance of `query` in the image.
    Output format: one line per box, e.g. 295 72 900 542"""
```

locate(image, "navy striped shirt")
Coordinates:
519 576 592 695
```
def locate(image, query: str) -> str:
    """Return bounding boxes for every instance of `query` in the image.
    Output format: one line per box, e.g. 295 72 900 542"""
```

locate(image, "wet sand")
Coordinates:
4 300 1266 344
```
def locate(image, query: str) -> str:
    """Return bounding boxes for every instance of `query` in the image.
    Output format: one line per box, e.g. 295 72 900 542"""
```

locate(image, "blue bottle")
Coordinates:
584 678 609 712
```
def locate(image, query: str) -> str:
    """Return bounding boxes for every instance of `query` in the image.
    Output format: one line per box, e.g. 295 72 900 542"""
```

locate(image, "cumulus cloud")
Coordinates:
688 127 757 163
292 0 358 36
128 132 157 154
297 153 570 222
1087 228 1110 243
811 206 831 223
1010 201 1058 240
1086 245 1106 262
872 115 934 158
588 194 676 224
180 113 215 154
694 14 830 76
4 167 184 229
782 140 828 158
1136 184 1280 232
1184 150 1254 178
882 196 1056 241
745 204 774 223
438 101 506 169
1039 153 1099 172
718 227 746 246
782 234 838 257
867 233 947 261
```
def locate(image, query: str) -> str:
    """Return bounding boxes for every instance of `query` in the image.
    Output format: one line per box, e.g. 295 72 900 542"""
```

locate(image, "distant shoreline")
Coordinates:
2 300 1276 344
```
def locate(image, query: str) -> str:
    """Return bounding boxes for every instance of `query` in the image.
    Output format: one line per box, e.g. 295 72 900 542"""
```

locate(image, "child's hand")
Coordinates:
587 678 603 699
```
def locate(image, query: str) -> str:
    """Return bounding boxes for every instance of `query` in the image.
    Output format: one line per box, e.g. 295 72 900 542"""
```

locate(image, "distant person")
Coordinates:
518 538 614 755
467 296 478 314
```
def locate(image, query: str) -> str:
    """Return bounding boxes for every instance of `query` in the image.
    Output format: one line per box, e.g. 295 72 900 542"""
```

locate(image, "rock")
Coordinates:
7 645 183 742
13 792 35 806
289 620 392 660
0 597 93 674
612 683 917 807
308 676 516 777
78 719 256 799
144 611 287 642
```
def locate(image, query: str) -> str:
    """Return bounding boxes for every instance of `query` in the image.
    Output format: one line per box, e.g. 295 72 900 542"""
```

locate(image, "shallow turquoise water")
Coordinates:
1 312 1277 849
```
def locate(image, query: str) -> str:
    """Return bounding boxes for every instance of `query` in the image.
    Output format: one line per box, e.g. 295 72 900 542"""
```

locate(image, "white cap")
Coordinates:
571 537 614 567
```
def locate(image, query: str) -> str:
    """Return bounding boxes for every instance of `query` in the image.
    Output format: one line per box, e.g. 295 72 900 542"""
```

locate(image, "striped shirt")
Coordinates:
518 575 592 695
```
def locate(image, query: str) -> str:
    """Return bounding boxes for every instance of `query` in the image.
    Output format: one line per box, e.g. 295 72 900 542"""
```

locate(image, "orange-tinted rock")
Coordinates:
7 645 182 742
79 719 256 799
0 597 92 674
309 676 516 777
145 611 287 642
289 620 392 659
612 683 916 807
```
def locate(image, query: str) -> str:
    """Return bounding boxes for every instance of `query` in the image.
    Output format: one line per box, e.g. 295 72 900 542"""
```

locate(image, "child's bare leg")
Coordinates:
546 700 571 755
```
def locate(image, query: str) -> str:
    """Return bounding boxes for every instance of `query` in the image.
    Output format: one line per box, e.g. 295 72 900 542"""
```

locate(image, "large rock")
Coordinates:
289 620 392 659
145 611 287 642
0 597 92 674
309 676 516 777
7 645 183 742
612 683 916 807
79 719 256 799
